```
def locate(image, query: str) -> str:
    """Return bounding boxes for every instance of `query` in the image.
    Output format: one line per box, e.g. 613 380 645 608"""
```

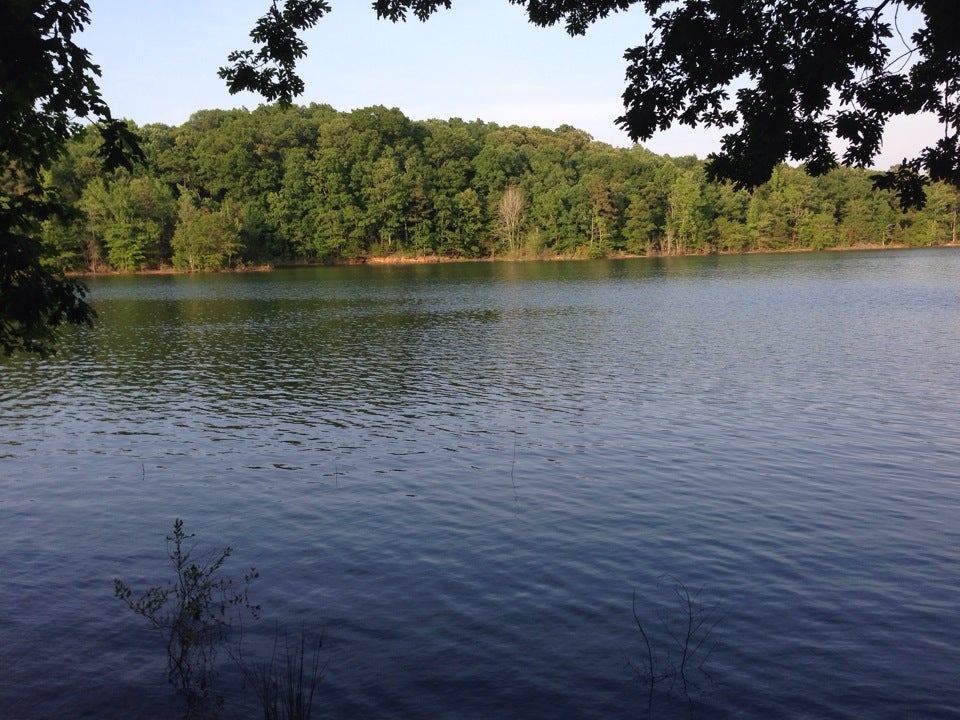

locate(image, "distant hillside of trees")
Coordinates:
42 104 959 272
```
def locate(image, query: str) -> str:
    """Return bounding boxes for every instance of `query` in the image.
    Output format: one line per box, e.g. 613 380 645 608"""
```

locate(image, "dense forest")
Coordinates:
41 103 960 272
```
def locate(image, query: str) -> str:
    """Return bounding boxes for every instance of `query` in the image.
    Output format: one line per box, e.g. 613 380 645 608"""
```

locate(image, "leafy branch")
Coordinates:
219 0 331 106
114 518 260 719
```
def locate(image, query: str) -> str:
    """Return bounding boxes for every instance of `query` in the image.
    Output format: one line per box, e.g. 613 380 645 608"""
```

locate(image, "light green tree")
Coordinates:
79 174 175 271
171 192 246 271
666 168 712 254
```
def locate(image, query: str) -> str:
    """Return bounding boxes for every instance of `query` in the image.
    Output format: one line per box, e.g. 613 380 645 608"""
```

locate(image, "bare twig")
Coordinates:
630 578 723 717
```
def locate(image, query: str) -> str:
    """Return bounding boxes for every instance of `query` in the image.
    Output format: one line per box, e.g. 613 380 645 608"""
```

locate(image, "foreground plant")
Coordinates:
631 577 722 718
246 627 324 720
114 518 260 719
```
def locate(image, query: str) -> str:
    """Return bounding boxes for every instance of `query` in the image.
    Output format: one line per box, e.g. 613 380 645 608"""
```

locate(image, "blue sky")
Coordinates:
81 0 933 167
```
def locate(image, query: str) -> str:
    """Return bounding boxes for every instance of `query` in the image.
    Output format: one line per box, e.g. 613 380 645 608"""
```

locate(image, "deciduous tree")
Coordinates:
498 184 526 255
171 192 246 271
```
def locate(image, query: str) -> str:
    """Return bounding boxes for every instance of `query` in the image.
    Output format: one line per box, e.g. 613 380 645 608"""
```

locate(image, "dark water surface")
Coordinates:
2 250 958 719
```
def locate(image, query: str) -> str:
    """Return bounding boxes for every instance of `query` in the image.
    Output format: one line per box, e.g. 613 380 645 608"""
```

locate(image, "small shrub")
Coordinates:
115 518 259 719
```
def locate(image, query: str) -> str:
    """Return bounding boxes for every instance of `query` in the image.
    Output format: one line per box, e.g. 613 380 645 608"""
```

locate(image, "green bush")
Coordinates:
115 518 259 719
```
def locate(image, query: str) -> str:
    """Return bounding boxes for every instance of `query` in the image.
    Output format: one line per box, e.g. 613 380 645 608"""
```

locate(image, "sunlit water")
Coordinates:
2 250 958 719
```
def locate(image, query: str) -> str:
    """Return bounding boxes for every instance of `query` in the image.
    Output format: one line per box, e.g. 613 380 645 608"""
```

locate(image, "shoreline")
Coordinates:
66 241 958 277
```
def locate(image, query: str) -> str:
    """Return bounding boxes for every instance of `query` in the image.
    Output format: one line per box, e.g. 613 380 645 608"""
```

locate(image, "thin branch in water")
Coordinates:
510 432 519 503
632 589 658 713
631 577 723 717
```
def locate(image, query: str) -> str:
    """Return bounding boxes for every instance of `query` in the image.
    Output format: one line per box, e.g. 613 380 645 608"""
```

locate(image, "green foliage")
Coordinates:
114 519 260 719
35 104 960 272
665 168 713 255
364 1 959 209
172 193 246 271
79 174 176 271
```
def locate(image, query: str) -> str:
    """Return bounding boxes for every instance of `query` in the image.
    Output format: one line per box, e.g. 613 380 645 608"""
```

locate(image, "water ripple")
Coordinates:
2 251 959 719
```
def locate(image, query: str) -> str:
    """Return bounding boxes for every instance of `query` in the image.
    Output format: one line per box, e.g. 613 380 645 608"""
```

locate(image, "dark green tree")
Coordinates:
0 1 139 355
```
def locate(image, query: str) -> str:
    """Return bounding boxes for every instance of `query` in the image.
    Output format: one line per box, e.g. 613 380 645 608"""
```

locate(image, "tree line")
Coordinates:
41 103 960 273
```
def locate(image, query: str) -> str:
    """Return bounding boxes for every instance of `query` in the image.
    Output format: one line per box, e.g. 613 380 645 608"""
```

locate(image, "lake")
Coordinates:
1 249 958 719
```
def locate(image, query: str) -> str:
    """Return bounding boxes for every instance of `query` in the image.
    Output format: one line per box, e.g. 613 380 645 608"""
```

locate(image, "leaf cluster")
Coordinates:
1 0 142 355
219 1 332 105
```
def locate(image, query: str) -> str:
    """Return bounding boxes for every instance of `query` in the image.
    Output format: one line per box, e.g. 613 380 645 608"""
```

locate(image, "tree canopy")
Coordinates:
3 0 958 355
1 0 141 355
368 1 956 207
220 1 960 203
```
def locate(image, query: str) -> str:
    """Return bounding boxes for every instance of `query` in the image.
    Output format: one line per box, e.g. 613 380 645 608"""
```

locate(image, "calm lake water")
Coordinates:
2 250 959 719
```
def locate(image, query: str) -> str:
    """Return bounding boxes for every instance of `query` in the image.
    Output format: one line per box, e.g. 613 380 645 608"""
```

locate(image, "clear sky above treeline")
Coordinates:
82 0 933 169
